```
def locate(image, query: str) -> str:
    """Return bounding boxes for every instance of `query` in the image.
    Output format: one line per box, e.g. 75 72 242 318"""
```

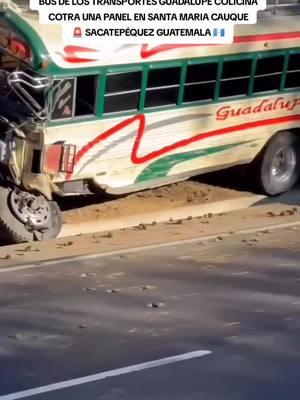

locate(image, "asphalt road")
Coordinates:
0 225 300 400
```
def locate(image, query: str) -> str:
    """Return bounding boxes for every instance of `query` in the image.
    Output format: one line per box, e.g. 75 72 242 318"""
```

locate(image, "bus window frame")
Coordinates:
47 47 300 126
183 59 219 105
103 69 143 115
252 52 286 95
143 62 183 111
49 74 99 122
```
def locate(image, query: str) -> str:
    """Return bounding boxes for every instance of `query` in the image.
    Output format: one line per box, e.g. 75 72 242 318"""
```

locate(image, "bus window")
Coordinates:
75 75 97 116
104 71 142 114
145 67 181 108
51 75 97 120
253 55 285 93
220 59 252 98
285 53 300 89
183 62 217 103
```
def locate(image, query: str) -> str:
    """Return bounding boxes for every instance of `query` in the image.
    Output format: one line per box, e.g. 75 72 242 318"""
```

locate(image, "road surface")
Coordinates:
0 223 300 400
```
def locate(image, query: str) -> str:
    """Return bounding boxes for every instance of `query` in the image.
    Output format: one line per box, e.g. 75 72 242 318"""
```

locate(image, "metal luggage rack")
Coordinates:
7 70 51 120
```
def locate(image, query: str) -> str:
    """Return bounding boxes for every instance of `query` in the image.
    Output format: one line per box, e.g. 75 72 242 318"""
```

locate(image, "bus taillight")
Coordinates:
43 144 76 175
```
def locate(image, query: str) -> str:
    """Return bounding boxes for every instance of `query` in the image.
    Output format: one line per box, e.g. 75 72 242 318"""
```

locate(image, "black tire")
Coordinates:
252 131 300 195
0 186 62 244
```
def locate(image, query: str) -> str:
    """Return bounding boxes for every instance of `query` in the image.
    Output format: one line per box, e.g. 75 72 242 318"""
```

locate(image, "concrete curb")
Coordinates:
3 218 300 274
59 194 265 238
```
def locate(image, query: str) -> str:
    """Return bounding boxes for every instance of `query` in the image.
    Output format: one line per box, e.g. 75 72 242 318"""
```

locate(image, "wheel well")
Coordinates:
250 129 300 168
256 128 300 158
249 128 300 196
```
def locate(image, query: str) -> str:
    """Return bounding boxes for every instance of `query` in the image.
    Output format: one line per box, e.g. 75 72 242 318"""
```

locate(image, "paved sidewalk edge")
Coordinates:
59 194 265 238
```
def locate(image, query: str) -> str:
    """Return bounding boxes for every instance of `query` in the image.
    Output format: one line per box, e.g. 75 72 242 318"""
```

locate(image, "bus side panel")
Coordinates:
45 92 300 193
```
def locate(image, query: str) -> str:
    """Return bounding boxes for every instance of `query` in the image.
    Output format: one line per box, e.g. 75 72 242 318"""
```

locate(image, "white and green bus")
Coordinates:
0 0 299 243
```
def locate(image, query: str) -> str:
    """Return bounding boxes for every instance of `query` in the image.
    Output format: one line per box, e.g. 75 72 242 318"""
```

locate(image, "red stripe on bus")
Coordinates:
61 31 300 63
67 114 300 180
140 31 300 58
59 46 99 63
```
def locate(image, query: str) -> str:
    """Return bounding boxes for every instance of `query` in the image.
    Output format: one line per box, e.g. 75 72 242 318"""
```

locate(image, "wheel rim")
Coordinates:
9 189 51 228
270 146 296 183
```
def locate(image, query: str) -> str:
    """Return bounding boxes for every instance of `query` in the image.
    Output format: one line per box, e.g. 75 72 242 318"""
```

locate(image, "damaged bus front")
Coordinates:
0 5 68 243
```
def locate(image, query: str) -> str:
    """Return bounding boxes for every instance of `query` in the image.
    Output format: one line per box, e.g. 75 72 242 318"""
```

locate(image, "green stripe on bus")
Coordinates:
136 141 251 183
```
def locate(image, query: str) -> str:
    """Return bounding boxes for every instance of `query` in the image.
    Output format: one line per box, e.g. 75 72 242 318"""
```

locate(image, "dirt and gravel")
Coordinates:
0 199 300 269
61 180 250 225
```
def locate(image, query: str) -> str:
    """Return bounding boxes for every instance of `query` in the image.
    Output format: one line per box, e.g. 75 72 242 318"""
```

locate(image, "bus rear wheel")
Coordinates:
0 186 62 244
253 131 300 195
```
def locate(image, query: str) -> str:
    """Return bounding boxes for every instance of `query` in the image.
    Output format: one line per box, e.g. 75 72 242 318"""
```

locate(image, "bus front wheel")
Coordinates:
253 131 300 196
0 186 62 244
